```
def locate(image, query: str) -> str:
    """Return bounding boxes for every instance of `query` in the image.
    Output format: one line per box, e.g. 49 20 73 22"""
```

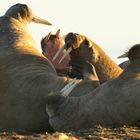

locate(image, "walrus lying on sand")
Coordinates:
0 3 99 133
46 44 140 131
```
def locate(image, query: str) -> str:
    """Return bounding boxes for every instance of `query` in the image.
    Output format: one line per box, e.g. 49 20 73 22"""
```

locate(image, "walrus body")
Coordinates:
0 16 57 132
46 44 140 131
0 4 63 132
0 4 99 132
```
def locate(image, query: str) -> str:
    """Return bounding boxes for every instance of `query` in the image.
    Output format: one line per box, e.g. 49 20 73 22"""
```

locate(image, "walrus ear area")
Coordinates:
46 92 66 106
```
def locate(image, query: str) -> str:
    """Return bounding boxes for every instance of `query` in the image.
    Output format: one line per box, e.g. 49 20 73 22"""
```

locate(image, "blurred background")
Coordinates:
1 0 140 64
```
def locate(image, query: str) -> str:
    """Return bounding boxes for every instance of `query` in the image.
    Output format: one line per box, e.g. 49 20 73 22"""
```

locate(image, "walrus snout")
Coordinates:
5 3 52 25
46 92 66 105
46 92 66 117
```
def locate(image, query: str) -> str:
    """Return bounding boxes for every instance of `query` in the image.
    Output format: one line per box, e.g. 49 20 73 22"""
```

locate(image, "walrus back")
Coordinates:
0 16 56 132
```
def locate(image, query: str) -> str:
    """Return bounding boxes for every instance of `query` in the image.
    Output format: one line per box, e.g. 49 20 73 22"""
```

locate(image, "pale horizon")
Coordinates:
1 0 140 64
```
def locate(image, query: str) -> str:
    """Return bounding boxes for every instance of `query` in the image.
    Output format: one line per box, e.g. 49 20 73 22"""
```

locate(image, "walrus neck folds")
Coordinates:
0 16 27 32
91 42 123 83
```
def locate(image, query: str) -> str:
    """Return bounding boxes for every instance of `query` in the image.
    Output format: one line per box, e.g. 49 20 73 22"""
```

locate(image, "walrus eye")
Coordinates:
80 39 90 49
84 40 89 46
84 40 92 48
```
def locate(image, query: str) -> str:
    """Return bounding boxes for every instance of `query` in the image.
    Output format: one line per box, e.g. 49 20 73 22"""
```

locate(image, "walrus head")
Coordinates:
5 3 52 25
118 44 140 62
52 32 87 63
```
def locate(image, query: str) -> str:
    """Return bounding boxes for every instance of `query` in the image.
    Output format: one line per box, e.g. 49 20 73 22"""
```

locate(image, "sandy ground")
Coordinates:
0 126 140 140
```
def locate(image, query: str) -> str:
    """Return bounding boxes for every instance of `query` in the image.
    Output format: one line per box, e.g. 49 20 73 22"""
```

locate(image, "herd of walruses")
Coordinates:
0 3 139 133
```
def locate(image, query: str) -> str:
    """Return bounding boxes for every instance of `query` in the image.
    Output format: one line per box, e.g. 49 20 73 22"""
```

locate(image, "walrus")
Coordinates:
41 29 70 76
0 3 99 133
53 32 122 83
46 44 140 131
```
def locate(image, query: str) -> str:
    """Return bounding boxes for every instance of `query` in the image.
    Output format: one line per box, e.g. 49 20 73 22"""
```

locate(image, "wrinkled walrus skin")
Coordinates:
46 44 140 131
0 4 99 133
56 32 122 83
0 4 57 133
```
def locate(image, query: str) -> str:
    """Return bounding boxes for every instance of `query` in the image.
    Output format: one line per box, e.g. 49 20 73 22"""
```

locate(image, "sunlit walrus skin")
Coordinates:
54 32 123 83
0 3 55 133
0 3 99 133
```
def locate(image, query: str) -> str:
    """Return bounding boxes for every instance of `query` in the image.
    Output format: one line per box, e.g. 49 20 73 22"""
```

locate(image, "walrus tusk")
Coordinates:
58 46 72 64
62 79 82 97
52 46 65 62
61 78 82 97
61 82 79 97
60 78 77 93
32 16 52 25
118 53 128 58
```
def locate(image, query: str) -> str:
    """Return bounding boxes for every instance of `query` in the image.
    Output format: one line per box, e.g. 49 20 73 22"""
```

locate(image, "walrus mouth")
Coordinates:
32 16 52 25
